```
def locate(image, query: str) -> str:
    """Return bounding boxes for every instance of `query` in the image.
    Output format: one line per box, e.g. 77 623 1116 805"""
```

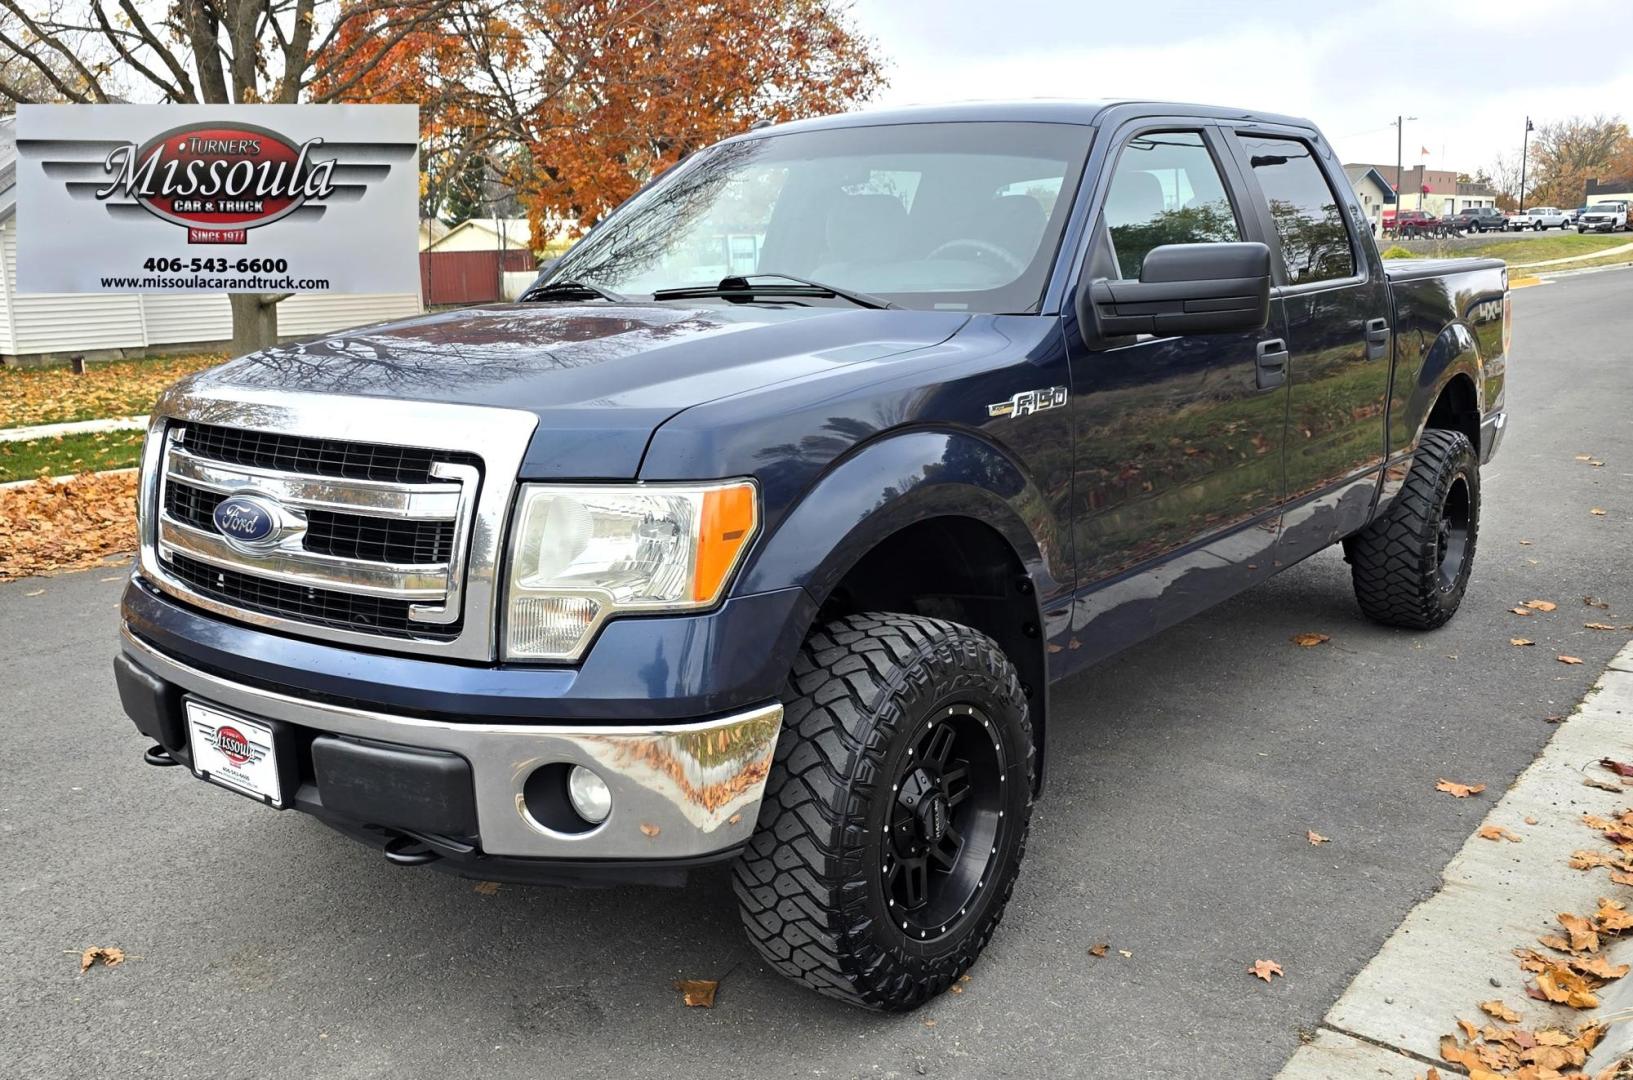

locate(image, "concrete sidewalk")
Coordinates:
1277 642 1633 1078
0 415 147 443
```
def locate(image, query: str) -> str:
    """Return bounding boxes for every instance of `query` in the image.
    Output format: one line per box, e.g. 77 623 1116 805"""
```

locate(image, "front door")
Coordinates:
1063 125 1288 665
1224 129 1394 561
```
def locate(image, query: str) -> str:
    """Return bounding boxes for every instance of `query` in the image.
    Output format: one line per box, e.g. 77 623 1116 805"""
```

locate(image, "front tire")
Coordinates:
1345 429 1480 629
734 613 1034 1011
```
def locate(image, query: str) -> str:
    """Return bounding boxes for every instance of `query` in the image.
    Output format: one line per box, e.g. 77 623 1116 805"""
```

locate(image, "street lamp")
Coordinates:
1518 117 1534 211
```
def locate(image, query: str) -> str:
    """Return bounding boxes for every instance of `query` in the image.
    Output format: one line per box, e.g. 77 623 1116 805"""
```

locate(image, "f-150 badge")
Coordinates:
988 386 1068 419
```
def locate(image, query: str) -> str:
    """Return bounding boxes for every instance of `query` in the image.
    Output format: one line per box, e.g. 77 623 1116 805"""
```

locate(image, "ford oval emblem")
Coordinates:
212 493 280 549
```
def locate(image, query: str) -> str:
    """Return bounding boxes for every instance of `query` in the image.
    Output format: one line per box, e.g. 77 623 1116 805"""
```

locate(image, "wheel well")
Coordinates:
1425 373 1480 452
817 516 1047 784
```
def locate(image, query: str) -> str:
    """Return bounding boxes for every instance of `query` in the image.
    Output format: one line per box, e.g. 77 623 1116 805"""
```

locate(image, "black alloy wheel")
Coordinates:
881 704 1010 941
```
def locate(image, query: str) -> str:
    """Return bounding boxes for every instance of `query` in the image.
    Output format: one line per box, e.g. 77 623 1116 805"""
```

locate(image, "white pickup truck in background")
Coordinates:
1510 207 1570 230
1577 202 1630 233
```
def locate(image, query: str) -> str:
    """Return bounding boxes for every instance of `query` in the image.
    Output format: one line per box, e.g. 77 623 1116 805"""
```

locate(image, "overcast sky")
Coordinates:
847 0 1633 180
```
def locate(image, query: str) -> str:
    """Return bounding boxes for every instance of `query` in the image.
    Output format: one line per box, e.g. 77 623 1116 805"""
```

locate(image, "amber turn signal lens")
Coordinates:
693 483 758 603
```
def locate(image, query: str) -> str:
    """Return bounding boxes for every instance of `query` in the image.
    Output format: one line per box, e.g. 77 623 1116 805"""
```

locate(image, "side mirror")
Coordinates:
1079 241 1271 345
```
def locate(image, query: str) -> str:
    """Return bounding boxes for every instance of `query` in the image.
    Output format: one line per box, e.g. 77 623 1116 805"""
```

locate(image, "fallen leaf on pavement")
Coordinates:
473 881 499 896
1479 1000 1522 1023
1590 508 1606 516
1601 759 1633 778
1585 777 1623 793
1586 622 1617 631
1524 815 1538 825
1511 638 1535 647
1249 959 1283 982
1518 539 1533 545
1558 655 1584 665
1306 830 1330 845
1437 779 1487 798
674 979 719 1007
1534 964 1599 1008
1088 943 1109 957
79 946 124 972
1575 454 1594 461
1584 596 1611 610
1559 912 1600 953
1478 824 1522 843
1570 954 1629 980
1524 600 1558 612
1290 632 1330 647
1596 897 1633 933
1509 607 1533 616
1118 949 1132 958
1544 714 1566 724
639 823 661 837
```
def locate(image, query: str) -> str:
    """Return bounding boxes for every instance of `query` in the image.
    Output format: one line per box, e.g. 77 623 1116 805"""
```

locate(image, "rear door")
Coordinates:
1221 125 1394 562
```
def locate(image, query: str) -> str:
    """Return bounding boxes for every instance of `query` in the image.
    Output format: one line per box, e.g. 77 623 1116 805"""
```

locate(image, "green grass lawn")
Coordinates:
1464 233 1629 265
0 429 145 482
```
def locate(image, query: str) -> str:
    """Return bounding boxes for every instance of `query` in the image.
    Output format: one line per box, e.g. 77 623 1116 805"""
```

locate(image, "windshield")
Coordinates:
543 122 1092 313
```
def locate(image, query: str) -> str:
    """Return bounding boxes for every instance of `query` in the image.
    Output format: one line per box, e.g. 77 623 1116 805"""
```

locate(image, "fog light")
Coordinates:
567 765 612 824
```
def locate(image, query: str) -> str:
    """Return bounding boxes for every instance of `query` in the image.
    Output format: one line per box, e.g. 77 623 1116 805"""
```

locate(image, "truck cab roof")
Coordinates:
732 99 1318 141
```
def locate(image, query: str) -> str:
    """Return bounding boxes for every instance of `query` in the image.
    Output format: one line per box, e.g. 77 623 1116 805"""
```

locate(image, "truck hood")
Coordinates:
192 302 970 478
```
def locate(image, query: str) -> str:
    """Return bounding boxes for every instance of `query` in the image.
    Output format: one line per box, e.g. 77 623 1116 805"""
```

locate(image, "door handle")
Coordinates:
1256 338 1288 391
1365 317 1390 360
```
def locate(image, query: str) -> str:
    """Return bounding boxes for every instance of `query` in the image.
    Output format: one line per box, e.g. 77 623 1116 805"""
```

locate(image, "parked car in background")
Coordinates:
1505 210 1534 231
1566 206 1594 226
1446 206 1507 233
1578 202 1630 233
1522 207 1570 230
1389 210 1446 238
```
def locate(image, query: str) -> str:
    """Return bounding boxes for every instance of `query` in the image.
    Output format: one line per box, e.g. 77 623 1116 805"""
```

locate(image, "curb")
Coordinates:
0 415 148 443
1277 641 1633 1078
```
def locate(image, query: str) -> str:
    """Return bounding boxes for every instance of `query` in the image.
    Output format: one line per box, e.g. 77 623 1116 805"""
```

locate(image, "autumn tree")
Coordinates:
449 0 885 241
1526 116 1631 208
0 0 460 352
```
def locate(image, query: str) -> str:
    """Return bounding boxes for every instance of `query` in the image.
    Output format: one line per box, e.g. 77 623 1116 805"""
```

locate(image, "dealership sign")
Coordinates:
16 105 418 294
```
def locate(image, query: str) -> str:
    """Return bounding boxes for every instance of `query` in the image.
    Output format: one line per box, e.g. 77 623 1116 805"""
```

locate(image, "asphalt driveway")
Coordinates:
3 268 1630 1079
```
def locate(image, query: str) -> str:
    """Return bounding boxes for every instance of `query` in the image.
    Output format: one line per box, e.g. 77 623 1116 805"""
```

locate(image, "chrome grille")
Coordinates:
164 550 450 639
179 421 481 485
138 386 538 661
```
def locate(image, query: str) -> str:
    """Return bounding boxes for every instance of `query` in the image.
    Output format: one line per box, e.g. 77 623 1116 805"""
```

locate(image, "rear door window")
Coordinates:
1236 134 1357 285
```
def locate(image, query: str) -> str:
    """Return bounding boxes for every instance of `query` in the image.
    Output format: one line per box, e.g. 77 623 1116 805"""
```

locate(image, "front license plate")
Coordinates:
186 701 283 807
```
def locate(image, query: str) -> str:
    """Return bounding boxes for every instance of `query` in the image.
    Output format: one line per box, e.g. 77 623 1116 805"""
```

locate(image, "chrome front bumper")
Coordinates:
121 626 782 861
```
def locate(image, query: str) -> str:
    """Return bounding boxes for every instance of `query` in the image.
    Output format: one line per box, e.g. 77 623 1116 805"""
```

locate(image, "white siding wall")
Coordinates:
277 293 422 337
0 220 422 357
143 292 233 345
0 220 14 355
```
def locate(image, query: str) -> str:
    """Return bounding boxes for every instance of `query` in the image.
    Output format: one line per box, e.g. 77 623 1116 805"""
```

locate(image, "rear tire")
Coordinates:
733 613 1034 1011
1346 429 1480 629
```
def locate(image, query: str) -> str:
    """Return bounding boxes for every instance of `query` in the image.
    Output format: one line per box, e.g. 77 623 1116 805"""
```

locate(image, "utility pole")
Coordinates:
1518 117 1534 210
1392 115 1417 232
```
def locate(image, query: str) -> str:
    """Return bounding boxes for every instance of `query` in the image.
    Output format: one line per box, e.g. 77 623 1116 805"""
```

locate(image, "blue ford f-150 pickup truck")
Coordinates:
116 100 1509 1011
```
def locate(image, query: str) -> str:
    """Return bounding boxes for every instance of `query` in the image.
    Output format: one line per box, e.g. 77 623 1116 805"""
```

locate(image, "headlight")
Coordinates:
503 480 758 660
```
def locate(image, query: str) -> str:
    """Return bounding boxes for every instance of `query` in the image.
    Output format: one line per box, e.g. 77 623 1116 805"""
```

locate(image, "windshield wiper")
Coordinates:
519 279 630 303
651 273 895 310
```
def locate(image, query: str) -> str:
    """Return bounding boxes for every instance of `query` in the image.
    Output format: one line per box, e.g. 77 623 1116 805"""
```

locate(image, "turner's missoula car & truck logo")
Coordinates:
95 122 340 244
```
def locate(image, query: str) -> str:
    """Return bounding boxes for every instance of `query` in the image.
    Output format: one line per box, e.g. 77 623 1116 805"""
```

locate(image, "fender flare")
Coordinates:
737 427 1066 605
1403 321 1485 451
736 427 1066 793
